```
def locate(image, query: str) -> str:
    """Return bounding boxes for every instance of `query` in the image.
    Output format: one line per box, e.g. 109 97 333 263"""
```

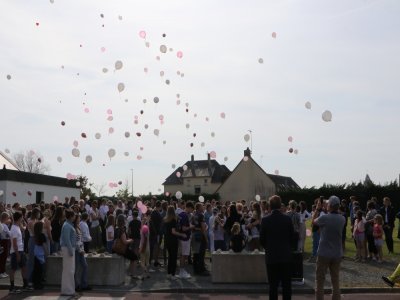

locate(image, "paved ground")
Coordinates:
0 291 400 300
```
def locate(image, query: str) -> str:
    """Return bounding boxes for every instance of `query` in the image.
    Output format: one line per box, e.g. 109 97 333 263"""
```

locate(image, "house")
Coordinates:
216 148 300 204
0 168 80 206
163 154 231 195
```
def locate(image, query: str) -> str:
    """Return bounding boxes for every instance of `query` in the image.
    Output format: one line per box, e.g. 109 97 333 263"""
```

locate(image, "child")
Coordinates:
106 214 115 254
80 213 92 253
353 210 366 262
139 225 150 280
373 214 384 263
0 212 11 278
32 221 47 289
230 222 244 253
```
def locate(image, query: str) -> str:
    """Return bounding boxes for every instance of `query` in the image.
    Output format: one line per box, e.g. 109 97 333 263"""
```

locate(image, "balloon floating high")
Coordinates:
255 195 261 202
85 155 92 163
272 32 277 38
289 148 294 153
139 30 146 39
322 110 332 122
61 121 65 126
305 101 312 109
57 156 62 163
288 136 293 143
153 97 159 104
160 45 167 53
95 133 101 139
244 134 250 142
117 83 125 92
115 60 123 70
108 148 116 159
258 58 264 64
72 148 80 157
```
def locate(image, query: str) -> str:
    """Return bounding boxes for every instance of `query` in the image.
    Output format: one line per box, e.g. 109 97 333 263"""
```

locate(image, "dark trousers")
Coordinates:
83 242 90 253
214 240 226 251
366 232 377 255
0 240 9 273
166 240 178 275
383 225 394 252
32 257 44 289
193 240 206 274
266 262 292 300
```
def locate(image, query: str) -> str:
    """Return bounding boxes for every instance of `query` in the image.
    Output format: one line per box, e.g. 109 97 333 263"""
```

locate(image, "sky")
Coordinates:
1 0 400 196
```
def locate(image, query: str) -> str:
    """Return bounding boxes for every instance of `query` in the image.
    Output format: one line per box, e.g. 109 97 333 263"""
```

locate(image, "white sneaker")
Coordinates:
149 268 156 273
0 273 8 278
174 274 180 279
182 270 191 279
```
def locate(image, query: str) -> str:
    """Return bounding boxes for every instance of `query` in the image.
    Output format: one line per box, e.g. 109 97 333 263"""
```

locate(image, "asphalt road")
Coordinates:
0 291 399 300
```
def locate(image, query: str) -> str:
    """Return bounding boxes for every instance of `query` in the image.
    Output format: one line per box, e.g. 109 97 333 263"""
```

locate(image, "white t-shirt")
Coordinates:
10 224 23 253
1 223 10 240
106 225 114 242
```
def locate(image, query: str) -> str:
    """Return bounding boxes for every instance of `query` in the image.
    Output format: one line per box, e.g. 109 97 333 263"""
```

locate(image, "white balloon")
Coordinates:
160 45 167 53
211 132 215 138
117 82 125 92
85 155 92 163
72 148 80 157
258 58 264 64
224 156 228 162
274 169 280 175
243 156 249 162
102 68 108 73
0 190 3 196
182 165 188 171
305 101 312 109
175 191 183 200
172 164 176 169
124 152 129 156
57 156 62 163
153 129 160 136
115 60 123 70
76 182 81 187
124 131 130 138
108 148 116 159
198 196 205 203
255 195 261 202
244 134 250 142
176 172 181 178
322 110 332 122
201 142 205 147
95 133 101 139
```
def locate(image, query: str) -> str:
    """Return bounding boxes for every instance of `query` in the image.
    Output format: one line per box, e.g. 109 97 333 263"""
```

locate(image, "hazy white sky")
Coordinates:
1 0 399 195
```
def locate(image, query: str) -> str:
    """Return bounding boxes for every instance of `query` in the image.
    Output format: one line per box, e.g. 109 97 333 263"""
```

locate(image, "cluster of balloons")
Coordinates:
137 200 148 214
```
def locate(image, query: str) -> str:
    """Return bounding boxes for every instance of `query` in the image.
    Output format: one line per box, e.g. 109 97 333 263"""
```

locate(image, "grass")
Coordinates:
303 220 400 261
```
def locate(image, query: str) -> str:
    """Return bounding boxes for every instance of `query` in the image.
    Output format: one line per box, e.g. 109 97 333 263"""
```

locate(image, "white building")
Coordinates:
0 153 80 205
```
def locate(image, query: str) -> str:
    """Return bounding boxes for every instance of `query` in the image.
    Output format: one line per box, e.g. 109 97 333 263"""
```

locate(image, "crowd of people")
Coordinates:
0 194 398 297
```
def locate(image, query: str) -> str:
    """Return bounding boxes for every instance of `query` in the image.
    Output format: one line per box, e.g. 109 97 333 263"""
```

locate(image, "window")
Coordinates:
204 179 208 183
36 191 44 204
194 186 201 195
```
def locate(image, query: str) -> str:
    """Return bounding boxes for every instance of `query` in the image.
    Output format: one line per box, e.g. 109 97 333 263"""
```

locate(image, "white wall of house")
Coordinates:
217 158 276 204
164 177 220 195
0 180 80 206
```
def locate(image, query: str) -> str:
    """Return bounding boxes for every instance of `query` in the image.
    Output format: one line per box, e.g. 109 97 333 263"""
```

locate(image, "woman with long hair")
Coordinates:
27 207 41 285
114 214 137 277
51 206 65 254
223 204 242 249
246 202 261 251
163 206 186 278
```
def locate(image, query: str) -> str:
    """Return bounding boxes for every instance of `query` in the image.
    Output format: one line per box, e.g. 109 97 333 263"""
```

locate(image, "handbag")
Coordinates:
112 231 127 255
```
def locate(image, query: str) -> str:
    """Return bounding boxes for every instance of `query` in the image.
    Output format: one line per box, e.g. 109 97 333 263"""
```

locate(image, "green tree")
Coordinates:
76 175 96 200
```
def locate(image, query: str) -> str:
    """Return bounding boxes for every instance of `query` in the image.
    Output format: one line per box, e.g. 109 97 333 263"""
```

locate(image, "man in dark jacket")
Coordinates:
380 197 396 253
260 195 294 300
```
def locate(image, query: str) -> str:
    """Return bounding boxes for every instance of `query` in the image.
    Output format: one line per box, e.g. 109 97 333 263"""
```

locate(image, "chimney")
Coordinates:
244 147 252 157
207 153 211 175
191 154 194 162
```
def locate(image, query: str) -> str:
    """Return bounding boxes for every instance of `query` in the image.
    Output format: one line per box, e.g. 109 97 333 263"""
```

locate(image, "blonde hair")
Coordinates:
374 214 383 225
231 222 241 235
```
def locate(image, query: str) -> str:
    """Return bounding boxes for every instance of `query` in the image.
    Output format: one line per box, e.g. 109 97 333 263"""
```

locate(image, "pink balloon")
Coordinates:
134 115 138 120
272 32 277 39
139 30 146 39
101 47 106 52
210 151 217 159
109 127 114 134
140 205 148 214
220 112 226 119
137 155 142 160
140 147 144 151
176 172 181 178
306 229 312 237
107 109 112 114
159 115 164 121
109 182 114 188
113 183 118 188
73 140 78 147
288 136 293 142
84 107 90 113
177 51 183 58
144 67 148 73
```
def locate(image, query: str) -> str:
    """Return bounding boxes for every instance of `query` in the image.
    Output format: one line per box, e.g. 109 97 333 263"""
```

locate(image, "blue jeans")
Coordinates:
107 241 114 254
312 231 320 257
75 251 88 288
27 236 35 282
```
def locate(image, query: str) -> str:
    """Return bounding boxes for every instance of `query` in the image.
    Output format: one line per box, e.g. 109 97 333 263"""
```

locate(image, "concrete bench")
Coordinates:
46 254 126 286
211 251 268 283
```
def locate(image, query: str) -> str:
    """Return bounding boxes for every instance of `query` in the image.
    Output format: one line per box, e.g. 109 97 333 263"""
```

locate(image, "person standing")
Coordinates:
260 195 294 300
9 211 33 294
60 209 76 296
379 197 395 253
191 202 209 276
313 196 346 300
163 206 186 278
